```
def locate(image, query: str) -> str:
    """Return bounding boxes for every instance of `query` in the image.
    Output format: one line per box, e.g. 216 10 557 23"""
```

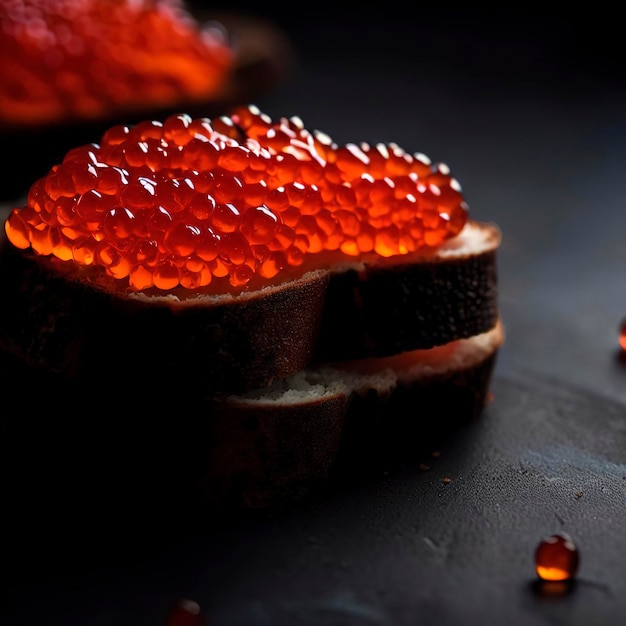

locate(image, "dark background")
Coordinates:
4 5 626 626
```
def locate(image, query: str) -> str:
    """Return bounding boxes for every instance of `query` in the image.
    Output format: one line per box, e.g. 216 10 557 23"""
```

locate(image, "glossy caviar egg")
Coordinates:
0 0 233 127
619 317 626 351
5 105 469 293
534 532 580 582
165 598 206 626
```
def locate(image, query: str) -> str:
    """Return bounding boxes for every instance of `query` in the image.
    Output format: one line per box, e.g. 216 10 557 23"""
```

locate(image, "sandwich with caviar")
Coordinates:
0 105 502 511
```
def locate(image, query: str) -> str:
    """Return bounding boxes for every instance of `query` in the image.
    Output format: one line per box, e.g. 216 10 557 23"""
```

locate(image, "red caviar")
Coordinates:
0 0 233 127
534 533 580 582
5 105 469 292
619 317 626 351
165 598 206 626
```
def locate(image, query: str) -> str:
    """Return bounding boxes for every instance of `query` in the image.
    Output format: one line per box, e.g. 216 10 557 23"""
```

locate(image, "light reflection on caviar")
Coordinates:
5 105 469 292
0 0 233 127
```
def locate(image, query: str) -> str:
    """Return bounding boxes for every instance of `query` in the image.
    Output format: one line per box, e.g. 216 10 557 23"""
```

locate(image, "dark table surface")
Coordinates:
4 6 626 625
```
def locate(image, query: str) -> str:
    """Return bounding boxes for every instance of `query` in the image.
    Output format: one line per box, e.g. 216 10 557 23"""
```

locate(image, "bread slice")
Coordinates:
0 219 502 513
0 320 503 520
0 219 499 396
202 319 504 509
0 232 331 395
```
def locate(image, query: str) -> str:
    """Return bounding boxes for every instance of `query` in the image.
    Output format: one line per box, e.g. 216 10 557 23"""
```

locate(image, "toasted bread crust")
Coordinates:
203 394 351 509
316 221 500 360
0 239 331 395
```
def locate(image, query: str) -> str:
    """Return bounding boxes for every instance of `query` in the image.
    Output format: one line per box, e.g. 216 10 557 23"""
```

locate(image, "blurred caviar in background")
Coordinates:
0 0 294 201
0 0 235 128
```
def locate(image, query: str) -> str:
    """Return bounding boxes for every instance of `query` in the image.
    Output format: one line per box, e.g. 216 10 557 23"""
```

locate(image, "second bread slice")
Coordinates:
202 319 504 509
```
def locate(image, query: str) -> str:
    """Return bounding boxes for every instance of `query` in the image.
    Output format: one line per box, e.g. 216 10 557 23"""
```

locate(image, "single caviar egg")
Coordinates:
534 532 580 582
5 105 469 293
619 317 626 351
165 598 205 626
0 0 234 127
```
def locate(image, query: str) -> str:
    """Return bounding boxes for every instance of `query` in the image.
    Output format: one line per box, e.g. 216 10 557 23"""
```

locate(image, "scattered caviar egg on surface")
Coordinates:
534 532 580 582
0 0 234 127
165 598 206 626
5 105 469 293
619 317 626 351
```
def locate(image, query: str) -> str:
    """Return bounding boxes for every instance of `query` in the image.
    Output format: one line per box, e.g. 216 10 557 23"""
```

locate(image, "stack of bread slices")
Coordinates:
0 106 502 513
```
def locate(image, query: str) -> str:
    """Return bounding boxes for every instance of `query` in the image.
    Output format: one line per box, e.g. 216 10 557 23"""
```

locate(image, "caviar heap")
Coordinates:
5 105 469 293
0 0 233 127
